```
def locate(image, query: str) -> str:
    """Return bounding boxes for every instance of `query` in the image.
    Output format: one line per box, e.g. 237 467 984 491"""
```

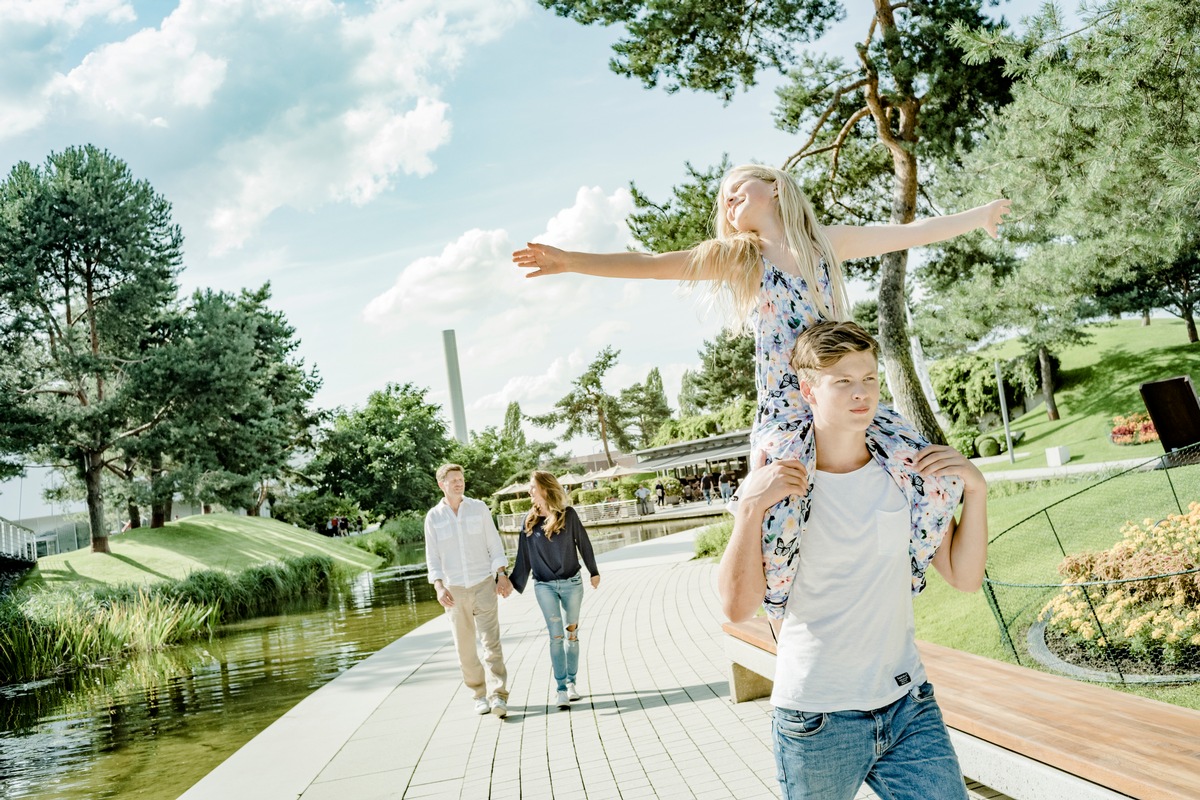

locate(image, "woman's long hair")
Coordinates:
684 164 849 326
523 470 569 537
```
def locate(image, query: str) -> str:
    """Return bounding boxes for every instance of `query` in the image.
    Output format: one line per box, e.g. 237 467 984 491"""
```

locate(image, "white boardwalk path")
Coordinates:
181 529 1008 800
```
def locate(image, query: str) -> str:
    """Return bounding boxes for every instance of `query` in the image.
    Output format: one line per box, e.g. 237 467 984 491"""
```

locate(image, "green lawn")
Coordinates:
23 514 382 590
973 318 1198 472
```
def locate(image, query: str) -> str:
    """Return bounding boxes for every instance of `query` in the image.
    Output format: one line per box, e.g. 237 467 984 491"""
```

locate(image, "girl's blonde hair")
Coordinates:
524 470 570 537
685 164 849 326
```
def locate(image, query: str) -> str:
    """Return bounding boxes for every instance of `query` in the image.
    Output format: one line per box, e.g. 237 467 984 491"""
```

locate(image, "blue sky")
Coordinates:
0 0 1062 516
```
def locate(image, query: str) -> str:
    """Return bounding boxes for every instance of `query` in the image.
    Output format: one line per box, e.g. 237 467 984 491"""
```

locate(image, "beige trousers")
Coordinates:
446 576 508 701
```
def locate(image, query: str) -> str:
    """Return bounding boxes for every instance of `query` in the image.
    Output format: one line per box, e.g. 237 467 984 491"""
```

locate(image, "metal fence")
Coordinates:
983 443 1200 683
497 499 643 532
0 517 37 563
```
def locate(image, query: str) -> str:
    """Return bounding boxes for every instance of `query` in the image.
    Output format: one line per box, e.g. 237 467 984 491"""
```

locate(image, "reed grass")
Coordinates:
0 554 340 686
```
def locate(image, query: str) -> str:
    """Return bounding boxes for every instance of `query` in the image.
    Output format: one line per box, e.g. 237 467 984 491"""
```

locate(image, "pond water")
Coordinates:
0 515 710 799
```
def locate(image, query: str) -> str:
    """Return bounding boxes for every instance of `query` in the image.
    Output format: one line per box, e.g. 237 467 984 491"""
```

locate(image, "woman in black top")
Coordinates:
509 470 600 710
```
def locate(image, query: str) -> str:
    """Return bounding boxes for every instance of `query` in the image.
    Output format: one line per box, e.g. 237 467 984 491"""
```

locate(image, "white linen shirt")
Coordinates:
424 496 508 588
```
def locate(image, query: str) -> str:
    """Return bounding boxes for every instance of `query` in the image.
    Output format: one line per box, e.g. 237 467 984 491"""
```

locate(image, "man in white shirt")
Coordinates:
718 321 988 800
425 463 514 718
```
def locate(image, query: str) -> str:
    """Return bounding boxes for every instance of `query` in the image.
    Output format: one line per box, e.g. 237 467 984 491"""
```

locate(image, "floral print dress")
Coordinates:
749 258 964 619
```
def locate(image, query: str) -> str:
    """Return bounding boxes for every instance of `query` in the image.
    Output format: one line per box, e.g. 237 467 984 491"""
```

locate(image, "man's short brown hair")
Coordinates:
789 320 880 382
436 463 464 482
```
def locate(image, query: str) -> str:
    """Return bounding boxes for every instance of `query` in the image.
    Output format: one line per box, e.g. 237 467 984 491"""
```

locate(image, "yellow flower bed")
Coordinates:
1041 503 1200 666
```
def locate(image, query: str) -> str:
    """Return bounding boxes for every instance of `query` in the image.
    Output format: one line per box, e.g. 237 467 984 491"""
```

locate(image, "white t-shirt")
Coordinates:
771 459 927 712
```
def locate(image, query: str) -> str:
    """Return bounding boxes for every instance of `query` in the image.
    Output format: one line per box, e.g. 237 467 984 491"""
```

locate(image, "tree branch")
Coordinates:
827 106 873 185
106 402 174 449
781 78 870 170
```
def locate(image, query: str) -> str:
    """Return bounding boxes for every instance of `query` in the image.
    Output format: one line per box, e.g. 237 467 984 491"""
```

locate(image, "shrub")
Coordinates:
1041 503 1200 668
346 530 400 562
576 488 610 505
946 424 978 458
931 351 1055 426
694 521 733 559
1110 412 1159 446
380 513 425 544
499 496 532 515
976 436 1001 458
661 477 682 497
271 489 363 531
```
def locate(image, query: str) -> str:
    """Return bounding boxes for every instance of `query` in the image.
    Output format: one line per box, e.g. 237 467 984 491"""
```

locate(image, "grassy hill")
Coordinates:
974 318 1199 471
24 514 383 590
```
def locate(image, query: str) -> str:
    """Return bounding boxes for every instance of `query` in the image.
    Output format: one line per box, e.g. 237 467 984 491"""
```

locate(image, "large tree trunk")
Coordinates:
1142 308 1151 326
597 405 614 467
1183 307 1198 343
876 151 946 445
150 452 167 528
124 457 140 529
1039 346 1060 421
85 451 110 553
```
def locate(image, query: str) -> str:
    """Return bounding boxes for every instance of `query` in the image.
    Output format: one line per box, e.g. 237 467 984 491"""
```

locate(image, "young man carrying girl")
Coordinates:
718 321 988 800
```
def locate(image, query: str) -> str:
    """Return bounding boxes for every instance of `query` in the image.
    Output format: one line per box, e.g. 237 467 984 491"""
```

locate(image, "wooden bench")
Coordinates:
723 618 1200 800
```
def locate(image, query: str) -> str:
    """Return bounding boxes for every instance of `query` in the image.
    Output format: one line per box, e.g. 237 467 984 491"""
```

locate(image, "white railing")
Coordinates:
498 499 642 532
0 517 37 563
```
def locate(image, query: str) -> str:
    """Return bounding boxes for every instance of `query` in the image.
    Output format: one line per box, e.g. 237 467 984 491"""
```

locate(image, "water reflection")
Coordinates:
0 518 708 800
0 565 440 800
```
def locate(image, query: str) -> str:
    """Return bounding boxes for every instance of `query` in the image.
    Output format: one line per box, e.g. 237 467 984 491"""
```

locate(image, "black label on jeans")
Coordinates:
894 672 911 687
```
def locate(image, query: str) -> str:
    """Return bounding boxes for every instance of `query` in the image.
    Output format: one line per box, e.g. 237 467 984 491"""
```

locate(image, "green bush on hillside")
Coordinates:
930 352 1059 426
380 513 424 544
946 424 978 458
694 521 733 559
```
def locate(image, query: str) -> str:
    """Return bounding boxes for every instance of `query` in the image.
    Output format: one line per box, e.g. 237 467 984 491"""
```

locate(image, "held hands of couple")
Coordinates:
512 242 567 278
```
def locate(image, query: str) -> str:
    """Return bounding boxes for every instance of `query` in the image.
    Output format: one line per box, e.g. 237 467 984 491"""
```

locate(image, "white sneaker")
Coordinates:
473 697 490 715
566 682 581 701
490 697 508 718
556 690 570 709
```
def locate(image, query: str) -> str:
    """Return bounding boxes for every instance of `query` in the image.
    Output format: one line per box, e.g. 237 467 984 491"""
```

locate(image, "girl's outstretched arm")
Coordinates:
823 199 1011 263
513 242 707 280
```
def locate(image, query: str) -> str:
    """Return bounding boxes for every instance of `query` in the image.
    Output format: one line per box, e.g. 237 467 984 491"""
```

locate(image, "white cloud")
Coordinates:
0 0 134 31
0 0 136 137
470 349 589 414
0 0 529 251
362 227 511 326
586 319 631 348
210 97 452 254
51 22 227 124
364 183 636 331
535 185 636 252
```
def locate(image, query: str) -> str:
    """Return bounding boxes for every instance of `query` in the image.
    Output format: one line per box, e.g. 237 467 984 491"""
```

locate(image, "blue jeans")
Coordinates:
534 573 584 691
772 682 967 800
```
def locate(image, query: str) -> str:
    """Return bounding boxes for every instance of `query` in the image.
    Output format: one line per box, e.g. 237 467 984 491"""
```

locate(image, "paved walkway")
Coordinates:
980 456 1151 483
181 529 1011 800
